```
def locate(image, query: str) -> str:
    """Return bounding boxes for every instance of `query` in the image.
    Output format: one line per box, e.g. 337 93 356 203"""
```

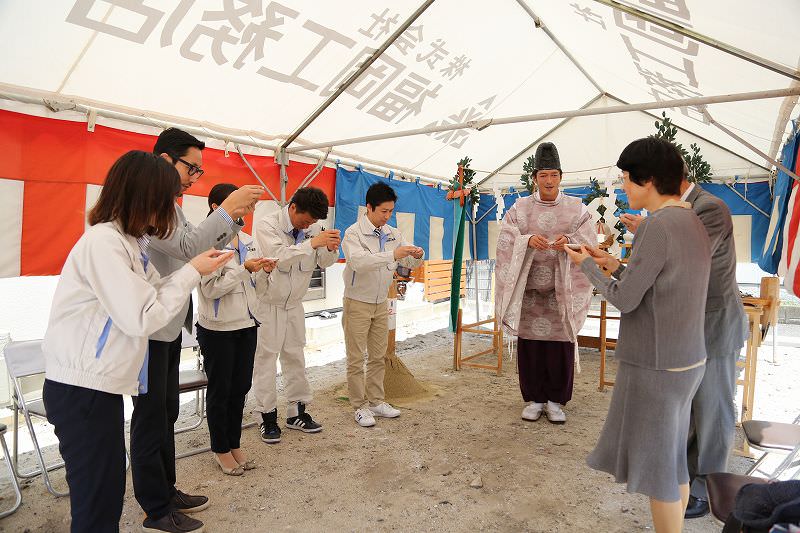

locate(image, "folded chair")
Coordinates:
3 340 67 497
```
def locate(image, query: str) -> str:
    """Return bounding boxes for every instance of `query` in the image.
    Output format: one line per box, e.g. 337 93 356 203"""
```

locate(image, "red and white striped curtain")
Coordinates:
0 109 335 278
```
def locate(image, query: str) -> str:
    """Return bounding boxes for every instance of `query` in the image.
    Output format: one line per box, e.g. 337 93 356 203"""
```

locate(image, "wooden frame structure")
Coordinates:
736 277 780 455
577 293 620 391
411 260 466 302
453 309 503 375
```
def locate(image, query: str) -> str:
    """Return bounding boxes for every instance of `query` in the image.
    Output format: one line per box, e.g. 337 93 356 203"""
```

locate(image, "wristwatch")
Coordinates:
235 217 244 226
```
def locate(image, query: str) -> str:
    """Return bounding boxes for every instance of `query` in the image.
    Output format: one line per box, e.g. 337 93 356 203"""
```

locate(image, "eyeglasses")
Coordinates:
175 157 204 178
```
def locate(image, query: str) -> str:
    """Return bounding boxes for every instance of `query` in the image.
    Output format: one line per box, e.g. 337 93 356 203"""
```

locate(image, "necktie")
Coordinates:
374 228 388 252
292 228 304 244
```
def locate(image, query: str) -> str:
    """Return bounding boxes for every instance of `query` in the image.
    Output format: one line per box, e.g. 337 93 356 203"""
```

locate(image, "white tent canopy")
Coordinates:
0 0 799 185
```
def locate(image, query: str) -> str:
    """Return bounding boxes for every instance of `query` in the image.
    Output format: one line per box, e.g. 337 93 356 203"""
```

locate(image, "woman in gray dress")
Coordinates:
565 137 711 533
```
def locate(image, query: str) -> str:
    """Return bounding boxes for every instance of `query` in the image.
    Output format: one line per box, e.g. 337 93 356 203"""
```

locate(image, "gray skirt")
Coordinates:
587 361 704 501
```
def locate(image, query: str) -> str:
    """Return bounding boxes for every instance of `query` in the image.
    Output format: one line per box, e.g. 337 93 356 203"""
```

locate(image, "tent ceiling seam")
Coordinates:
286 87 800 154
592 0 800 82
475 92 605 186
602 92 770 172
703 109 800 183
514 0 604 94
279 0 435 150
56 3 115 95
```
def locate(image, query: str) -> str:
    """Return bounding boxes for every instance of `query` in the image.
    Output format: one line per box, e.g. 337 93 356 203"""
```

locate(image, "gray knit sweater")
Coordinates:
580 206 711 370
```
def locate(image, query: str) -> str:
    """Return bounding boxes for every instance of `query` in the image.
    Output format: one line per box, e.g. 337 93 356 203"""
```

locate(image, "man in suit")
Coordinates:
132 128 264 533
620 173 747 519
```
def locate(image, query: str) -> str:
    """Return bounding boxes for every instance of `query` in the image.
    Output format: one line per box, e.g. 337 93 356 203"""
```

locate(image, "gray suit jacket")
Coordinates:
686 185 748 357
148 204 243 342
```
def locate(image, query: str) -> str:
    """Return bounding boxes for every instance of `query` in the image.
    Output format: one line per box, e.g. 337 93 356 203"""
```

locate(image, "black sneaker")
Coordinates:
172 489 209 514
286 402 322 433
260 409 281 443
142 511 204 532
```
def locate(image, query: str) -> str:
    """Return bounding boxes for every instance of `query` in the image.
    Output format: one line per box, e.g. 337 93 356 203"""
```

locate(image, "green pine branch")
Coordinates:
653 112 712 183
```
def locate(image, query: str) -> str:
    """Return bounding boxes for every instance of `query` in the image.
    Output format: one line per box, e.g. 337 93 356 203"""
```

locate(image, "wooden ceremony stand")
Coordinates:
453 309 503 375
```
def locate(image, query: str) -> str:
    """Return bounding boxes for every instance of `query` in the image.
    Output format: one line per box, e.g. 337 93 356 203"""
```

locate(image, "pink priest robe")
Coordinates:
495 192 595 345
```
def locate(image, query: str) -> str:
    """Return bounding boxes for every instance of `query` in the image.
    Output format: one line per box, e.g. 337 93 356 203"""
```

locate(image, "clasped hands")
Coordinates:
528 234 568 250
563 245 620 273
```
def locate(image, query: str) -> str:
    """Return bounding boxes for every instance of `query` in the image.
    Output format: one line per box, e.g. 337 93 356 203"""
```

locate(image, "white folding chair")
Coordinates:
175 328 208 436
0 422 22 518
3 340 67 497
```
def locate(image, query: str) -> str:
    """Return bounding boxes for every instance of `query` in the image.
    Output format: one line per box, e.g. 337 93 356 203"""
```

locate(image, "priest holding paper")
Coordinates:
495 142 595 424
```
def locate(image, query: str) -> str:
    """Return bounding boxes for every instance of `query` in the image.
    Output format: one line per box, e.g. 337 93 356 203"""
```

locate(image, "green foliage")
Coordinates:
653 112 712 183
450 156 481 205
520 154 536 194
583 177 630 243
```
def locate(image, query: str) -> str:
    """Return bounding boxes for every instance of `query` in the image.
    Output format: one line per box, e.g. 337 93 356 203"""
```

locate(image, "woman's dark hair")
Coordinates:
290 187 329 220
207 183 237 216
88 151 180 239
616 136 684 196
366 182 398 209
153 127 205 159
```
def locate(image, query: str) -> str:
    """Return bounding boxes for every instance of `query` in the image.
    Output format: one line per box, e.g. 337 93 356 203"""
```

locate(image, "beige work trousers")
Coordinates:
251 303 312 414
343 297 389 410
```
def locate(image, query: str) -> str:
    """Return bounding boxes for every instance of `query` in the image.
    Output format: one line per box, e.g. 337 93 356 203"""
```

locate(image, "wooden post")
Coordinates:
598 298 607 391
453 309 462 370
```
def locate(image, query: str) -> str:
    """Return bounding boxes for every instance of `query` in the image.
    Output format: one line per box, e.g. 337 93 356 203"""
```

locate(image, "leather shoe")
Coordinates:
684 495 709 519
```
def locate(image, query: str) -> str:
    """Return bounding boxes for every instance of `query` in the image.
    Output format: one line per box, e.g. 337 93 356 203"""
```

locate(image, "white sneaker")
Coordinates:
355 408 376 427
545 401 566 424
369 402 401 418
521 402 544 421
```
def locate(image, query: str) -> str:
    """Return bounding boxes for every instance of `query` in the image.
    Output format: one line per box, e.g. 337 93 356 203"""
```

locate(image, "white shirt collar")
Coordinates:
283 205 297 235
360 213 382 234
680 183 695 201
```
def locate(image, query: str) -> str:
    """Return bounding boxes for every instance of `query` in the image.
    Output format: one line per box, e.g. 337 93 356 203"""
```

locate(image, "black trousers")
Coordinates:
196 325 257 453
130 335 181 519
43 379 125 533
517 338 575 405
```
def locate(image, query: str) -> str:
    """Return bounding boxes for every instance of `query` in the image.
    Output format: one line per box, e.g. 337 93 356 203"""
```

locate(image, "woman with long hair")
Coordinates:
42 151 232 532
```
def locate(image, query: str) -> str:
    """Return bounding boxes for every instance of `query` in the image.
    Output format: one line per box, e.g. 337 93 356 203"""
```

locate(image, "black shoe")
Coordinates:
260 409 281 443
286 402 322 433
684 495 709 519
172 489 209 514
142 511 204 532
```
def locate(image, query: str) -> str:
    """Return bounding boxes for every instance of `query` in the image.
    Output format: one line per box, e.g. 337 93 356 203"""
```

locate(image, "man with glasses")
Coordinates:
133 128 263 533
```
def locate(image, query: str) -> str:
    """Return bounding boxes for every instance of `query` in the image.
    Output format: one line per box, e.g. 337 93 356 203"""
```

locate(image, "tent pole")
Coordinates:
702 109 800 183
591 0 800 82
476 93 604 187
235 144 279 203
279 0 436 151
277 148 289 205
286 87 800 154
605 92 771 171
514 0 603 93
